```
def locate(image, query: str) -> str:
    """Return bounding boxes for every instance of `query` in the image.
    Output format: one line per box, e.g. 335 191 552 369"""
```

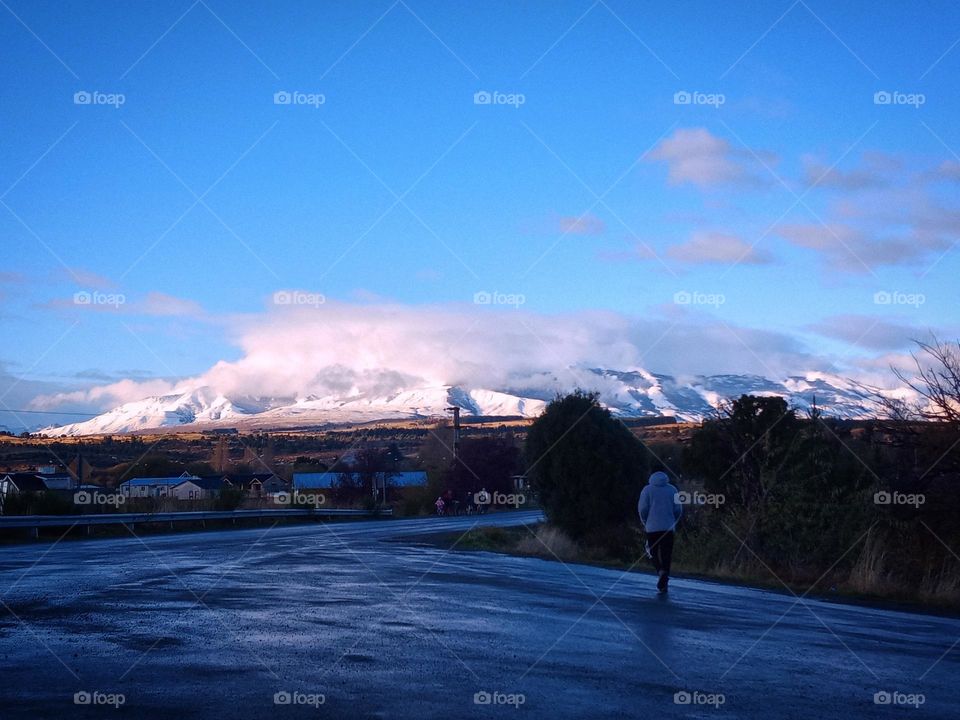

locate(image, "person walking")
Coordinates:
638 471 683 593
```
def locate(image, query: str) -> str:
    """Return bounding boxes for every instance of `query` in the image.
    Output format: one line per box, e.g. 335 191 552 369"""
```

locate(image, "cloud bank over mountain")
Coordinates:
29 300 903 419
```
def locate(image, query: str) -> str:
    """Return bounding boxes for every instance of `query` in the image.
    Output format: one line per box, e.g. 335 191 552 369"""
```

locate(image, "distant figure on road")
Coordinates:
442 489 459 516
475 487 490 514
638 471 683 593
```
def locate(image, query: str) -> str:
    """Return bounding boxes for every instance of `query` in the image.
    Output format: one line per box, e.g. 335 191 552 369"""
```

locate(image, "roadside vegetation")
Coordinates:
460 338 960 609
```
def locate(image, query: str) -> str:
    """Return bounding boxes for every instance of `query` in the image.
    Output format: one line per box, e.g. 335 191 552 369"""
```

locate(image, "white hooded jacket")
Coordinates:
637 471 683 533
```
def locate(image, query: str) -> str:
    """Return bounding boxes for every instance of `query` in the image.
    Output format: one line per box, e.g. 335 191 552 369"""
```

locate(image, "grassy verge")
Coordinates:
431 523 960 616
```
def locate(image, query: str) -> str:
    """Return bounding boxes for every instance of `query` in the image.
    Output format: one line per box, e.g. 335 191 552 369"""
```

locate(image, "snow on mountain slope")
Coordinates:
39 368 889 436
43 388 285 436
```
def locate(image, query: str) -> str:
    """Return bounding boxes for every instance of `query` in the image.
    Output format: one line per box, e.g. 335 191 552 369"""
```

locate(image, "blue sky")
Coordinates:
2 0 959 427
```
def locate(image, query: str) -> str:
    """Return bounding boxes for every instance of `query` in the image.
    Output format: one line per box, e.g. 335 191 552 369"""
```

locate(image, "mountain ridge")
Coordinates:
38 367 891 437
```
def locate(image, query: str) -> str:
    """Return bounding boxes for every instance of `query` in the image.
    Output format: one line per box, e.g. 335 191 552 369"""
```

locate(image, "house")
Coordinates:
218 473 287 498
0 470 78 495
170 476 227 500
119 472 199 498
0 471 78 513
35 473 76 491
0 472 50 495
293 471 427 489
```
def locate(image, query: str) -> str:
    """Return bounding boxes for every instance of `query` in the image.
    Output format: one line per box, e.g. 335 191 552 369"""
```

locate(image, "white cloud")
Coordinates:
778 222 950 272
558 213 606 235
41 291 208 318
666 231 772 265
140 292 206 318
648 127 775 188
61 267 117 289
30 301 827 412
802 151 901 191
807 315 922 351
928 159 960 183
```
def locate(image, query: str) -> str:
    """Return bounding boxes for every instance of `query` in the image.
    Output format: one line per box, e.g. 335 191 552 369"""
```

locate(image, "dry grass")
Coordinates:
847 531 892 596
845 531 960 606
916 566 960 606
516 525 580 562
461 523 960 610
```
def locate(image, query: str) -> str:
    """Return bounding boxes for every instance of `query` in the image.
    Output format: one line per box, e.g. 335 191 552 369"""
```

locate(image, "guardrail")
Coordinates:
0 507 392 536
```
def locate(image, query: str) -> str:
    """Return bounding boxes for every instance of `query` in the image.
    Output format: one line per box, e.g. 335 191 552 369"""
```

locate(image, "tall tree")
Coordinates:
525 391 648 540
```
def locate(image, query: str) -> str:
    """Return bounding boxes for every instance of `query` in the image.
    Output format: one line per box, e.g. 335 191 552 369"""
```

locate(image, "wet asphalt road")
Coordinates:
0 510 958 719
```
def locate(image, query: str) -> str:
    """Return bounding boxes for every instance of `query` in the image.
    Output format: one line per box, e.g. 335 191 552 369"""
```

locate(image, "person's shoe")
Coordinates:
656 573 668 593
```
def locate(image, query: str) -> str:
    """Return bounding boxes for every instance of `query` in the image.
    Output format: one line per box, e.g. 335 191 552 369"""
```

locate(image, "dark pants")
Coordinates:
647 530 674 576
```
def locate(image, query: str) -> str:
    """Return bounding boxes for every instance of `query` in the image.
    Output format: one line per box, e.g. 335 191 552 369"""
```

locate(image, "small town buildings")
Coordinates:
119 472 199 498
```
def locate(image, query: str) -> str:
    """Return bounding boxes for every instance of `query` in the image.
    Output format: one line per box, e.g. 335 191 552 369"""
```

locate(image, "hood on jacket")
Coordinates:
648 471 670 487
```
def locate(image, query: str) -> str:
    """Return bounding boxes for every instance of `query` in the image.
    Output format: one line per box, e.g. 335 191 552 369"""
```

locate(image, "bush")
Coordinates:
445 436 521 497
2 491 74 516
525 391 649 540
214 488 246 511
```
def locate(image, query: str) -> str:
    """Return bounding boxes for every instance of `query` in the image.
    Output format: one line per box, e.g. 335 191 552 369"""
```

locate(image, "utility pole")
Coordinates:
73 441 84 492
446 406 461 461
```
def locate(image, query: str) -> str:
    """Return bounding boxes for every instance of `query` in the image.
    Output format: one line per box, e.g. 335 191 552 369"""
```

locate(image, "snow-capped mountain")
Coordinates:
39 368 887 437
